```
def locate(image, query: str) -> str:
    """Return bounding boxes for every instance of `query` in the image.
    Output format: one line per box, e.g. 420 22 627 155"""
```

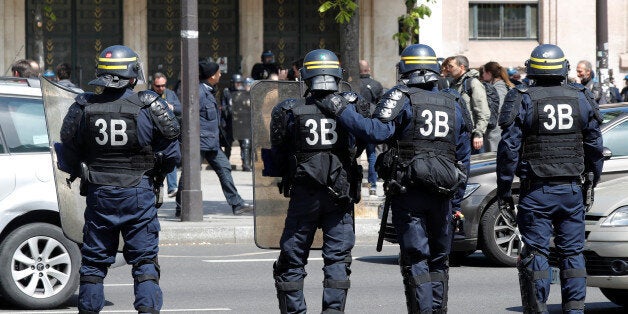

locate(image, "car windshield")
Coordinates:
602 118 628 157
0 96 49 153
600 109 628 124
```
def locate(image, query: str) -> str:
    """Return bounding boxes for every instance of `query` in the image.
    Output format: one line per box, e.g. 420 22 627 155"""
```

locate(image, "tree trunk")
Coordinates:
340 11 359 92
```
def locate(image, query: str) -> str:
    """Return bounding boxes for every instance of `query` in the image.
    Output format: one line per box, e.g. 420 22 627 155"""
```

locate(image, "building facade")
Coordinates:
1 0 626 90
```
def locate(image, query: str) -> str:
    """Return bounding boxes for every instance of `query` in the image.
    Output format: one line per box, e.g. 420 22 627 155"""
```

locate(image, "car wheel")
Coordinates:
0 223 80 309
600 288 628 307
480 196 522 267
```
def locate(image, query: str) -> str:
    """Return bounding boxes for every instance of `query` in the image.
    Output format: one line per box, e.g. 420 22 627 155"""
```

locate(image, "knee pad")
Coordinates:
80 275 104 285
399 251 427 267
430 270 449 311
275 279 304 314
133 258 160 285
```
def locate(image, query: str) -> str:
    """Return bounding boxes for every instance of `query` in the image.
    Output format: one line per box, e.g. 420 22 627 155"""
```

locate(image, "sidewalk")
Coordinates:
158 148 384 246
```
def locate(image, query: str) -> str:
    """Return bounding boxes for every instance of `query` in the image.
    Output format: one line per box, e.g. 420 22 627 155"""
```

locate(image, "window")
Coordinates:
603 119 628 157
469 2 538 39
0 97 48 153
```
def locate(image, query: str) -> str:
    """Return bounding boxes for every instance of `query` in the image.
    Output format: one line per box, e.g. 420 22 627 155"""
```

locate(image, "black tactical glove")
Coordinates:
498 195 516 223
315 93 349 117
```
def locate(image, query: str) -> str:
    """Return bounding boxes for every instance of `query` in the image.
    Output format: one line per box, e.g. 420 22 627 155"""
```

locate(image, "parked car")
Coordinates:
380 103 628 266
549 175 628 307
0 77 80 309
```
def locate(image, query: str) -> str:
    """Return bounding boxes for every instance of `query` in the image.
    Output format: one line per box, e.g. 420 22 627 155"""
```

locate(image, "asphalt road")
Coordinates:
0 244 623 313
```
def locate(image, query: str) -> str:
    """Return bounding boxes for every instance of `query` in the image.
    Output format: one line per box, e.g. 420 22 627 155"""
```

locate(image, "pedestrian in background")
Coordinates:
151 72 182 197
497 44 604 314
621 75 628 102
175 61 254 217
576 60 607 104
449 55 490 154
359 59 384 196
59 45 180 314
481 61 514 152
11 59 37 78
55 63 80 89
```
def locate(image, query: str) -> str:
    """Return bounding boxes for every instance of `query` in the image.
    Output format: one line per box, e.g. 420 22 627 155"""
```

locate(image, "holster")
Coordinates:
349 163 363 204
582 172 594 212
79 162 89 196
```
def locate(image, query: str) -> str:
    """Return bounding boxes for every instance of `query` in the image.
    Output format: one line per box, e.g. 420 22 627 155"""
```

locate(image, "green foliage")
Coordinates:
393 0 435 49
318 0 357 24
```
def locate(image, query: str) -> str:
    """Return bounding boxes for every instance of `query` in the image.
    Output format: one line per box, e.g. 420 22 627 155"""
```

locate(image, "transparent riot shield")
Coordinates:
231 90 252 140
251 80 351 249
251 80 309 249
40 78 126 250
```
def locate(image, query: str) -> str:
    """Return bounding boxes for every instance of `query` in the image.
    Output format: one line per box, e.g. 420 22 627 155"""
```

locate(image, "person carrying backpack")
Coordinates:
481 61 515 152
449 55 490 154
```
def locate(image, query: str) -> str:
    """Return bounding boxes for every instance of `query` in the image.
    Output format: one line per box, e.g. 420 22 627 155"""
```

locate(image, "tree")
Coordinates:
393 0 435 49
319 1 360 91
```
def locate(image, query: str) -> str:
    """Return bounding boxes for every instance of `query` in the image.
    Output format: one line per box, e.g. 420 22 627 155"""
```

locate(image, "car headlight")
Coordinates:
601 206 628 227
463 183 480 199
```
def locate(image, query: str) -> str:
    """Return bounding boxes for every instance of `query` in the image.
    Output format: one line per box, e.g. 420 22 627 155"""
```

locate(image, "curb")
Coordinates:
158 217 382 246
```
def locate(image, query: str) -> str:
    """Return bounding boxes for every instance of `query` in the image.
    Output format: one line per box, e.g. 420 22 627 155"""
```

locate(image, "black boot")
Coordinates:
240 138 252 171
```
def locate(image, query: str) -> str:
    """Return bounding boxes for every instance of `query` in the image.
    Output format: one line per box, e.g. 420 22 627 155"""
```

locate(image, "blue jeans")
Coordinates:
176 149 244 209
166 167 178 193
366 143 377 188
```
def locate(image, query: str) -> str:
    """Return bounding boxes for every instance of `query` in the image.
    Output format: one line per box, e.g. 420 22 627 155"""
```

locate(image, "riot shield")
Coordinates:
231 90 252 140
40 78 126 250
251 80 351 249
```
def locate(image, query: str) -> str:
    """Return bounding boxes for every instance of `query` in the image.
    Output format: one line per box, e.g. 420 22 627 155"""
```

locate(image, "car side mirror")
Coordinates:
602 147 612 160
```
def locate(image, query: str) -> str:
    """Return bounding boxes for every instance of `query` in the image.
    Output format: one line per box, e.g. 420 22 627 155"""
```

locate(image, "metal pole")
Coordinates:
180 0 203 221
596 0 608 83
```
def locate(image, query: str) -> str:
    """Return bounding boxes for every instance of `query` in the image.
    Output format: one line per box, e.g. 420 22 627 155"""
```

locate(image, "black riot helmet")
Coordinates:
300 49 343 93
261 50 275 64
525 44 569 80
230 73 245 91
398 44 440 85
89 45 144 88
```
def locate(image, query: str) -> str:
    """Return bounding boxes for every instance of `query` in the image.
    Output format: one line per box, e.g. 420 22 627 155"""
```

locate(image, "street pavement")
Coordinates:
158 149 384 246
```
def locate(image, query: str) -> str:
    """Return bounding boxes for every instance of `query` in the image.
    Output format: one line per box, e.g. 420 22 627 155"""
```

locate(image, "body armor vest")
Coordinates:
287 98 355 199
522 86 584 178
397 88 457 163
83 93 154 187
290 99 351 162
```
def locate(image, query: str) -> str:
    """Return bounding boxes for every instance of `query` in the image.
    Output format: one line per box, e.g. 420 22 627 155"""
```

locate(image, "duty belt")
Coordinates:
521 177 580 189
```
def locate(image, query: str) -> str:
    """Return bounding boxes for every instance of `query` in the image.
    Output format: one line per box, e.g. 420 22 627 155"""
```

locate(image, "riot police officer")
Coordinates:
496 44 604 314
60 45 181 314
221 74 253 171
316 44 472 314
270 49 365 314
251 50 280 80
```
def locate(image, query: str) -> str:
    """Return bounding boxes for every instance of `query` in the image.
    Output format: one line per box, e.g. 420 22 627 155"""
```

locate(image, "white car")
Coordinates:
579 176 628 307
0 77 80 309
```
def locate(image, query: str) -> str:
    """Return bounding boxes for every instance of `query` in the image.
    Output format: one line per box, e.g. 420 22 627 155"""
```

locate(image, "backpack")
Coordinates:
463 77 501 130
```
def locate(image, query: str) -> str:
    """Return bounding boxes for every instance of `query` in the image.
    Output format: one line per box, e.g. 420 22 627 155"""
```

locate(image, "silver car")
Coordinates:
572 177 628 307
456 108 628 266
0 77 80 309
380 104 628 267
552 175 628 307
